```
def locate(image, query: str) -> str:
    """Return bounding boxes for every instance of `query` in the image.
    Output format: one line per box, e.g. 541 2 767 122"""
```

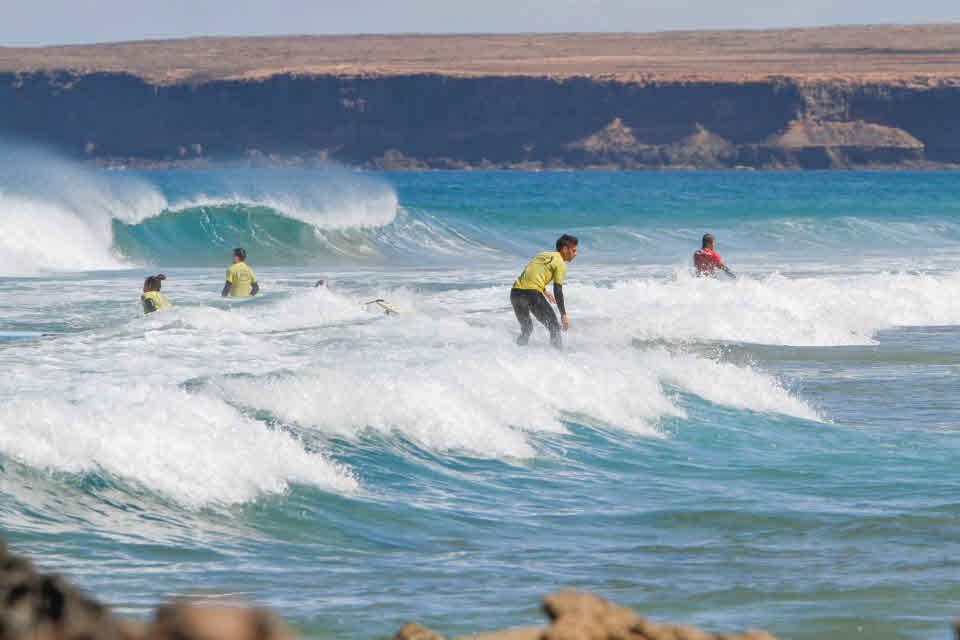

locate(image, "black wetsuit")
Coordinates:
510 286 563 348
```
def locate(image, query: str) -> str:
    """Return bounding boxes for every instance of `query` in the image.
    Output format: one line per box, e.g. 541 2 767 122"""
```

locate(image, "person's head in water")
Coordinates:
556 234 579 262
702 234 715 249
143 274 166 292
314 279 328 288
232 248 247 264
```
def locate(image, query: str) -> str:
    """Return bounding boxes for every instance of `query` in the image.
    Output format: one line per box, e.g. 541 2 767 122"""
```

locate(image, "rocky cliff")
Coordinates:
1 28 959 169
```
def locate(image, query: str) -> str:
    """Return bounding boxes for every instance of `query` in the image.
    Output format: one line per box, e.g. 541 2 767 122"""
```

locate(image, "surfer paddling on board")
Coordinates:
141 274 173 314
222 248 260 297
694 234 736 278
510 234 578 349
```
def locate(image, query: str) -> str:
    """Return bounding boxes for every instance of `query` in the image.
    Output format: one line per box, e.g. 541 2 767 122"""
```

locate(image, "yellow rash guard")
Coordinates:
226 261 257 297
512 251 567 292
141 291 172 314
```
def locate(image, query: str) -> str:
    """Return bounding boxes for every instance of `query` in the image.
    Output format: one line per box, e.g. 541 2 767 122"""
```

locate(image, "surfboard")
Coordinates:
363 299 405 316
0 331 55 339
219 294 257 310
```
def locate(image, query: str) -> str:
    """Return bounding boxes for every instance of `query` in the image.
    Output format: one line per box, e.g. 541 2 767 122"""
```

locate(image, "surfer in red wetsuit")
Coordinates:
693 234 736 278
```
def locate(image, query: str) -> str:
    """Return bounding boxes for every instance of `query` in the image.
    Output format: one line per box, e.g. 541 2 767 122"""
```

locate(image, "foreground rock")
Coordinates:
147 602 295 640
397 591 776 640
0 539 142 640
0 540 295 640
0 537 776 640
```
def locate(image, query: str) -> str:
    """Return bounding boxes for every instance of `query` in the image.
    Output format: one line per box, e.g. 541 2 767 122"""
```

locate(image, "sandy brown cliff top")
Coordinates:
1 24 960 85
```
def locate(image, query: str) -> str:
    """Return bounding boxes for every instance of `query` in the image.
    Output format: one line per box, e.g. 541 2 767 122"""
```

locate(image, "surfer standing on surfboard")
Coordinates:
510 234 578 349
694 234 736 278
222 248 260 297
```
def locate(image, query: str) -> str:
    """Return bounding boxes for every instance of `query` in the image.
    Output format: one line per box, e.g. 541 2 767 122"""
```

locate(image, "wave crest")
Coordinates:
0 143 400 274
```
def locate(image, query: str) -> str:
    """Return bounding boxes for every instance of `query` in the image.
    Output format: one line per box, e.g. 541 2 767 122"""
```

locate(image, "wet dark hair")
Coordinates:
314 280 326 287
233 247 247 261
143 273 166 291
556 234 579 252
702 233 715 248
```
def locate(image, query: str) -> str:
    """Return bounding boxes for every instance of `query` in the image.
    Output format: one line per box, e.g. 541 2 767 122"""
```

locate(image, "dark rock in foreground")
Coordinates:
148 601 295 640
0 539 293 640
0 539 142 640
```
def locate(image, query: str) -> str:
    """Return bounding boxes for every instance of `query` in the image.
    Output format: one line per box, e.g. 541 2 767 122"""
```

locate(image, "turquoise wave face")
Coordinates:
112 205 338 266
111 202 509 268
5 162 960 274
99 170 960 272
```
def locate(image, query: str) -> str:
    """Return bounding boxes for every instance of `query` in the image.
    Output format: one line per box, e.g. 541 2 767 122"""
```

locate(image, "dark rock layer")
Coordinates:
0 71 956 169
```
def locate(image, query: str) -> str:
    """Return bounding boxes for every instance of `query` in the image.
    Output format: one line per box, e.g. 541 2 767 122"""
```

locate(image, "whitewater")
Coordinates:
1 159 960 639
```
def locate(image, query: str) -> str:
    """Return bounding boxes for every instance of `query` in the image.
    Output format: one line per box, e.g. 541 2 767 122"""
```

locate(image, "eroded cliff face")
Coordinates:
0 71 952 169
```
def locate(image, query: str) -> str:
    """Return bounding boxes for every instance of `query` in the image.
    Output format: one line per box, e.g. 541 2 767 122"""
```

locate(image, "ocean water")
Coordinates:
1 152 960 639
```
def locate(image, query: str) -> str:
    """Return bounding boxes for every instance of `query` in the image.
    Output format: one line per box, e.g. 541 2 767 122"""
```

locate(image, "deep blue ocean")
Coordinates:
1 148 959 639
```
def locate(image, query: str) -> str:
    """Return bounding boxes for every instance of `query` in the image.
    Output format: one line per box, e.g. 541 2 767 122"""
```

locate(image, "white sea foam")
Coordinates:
153 166 399 229
579 269 960 346
204 283 821 459
0 143 163 274
650 349 821 421
210 346 678 459
165 190 398 230
0 268 831 506
0 193 128 274
13 248 957 506
0 383 357 507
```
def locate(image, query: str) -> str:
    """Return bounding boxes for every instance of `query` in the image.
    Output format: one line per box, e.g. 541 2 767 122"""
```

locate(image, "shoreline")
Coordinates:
84 156 960 171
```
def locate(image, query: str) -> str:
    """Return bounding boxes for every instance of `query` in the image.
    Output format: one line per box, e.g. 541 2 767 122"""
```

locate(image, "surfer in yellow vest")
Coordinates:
510 234 578 348
141 274 173 314
222 248 260 297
